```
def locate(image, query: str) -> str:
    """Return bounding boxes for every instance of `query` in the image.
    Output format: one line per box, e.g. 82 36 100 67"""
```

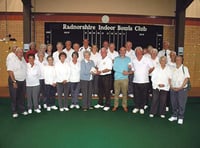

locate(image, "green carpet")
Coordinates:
0 98 200 148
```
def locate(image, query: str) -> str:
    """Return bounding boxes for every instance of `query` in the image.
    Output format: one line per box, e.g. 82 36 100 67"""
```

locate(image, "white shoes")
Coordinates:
168 116 178 122
103 107 110 111
60 108 64 112
75 105 80 109
94 104 104 109
128 94 134 98
51 106 58 110
34 109 41 113
79 93 82 96
119 94 123 97
64 107 69 111
144 105 148 110
94 94 98 97
21 111 28 116
149 114 154 118
70 104 80 109
47 107 51 111
160 115 165 118
70 104 75 109
28 109 32 114
166 107 169 112
132 108 139 113
140 109 144 114
12 113 18 118
43 104 47 109
178 119 183 125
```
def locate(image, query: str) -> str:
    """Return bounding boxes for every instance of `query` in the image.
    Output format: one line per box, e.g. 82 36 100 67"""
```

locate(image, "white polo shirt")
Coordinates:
69 61 80 83
26 63 41 87
63 48 74 62
35 59 48 80
158 49 171 62
132 56 154 83
97 56 112 75
7 56 27 81
151 65 172 91
125 49 136 62
44 65 57 85
90 52 101 67
107 50 119 61
6 52 16 68
55 61 71 83
170 65 190 88
79 46 91 52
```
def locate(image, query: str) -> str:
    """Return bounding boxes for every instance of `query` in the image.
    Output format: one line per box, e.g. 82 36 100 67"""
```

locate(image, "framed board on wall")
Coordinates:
45 22 163 51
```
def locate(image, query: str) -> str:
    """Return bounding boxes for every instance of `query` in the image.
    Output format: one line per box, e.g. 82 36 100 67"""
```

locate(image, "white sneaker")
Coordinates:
119 94 123 97
51 106 58 110
34 109 41 113
140 109 144 114
38 105 41 109
75 105 80 109
79 93 82 96
21 111 28 116
69 94 71 97
47 107 51 111
128 94 134 98
55 93 58 96
43 104 47 109
166 107 169 112
94 94 98 97
168 116 178 122
103 107 110 111
94 104 104 109
59 108 64 112
178 119 183 125
149 114 154 118
64 107 69 111
132 108 139 113
12 113 18 118
160 115 165 118
70 104 75 109
144 105 148 110
28 109 32 114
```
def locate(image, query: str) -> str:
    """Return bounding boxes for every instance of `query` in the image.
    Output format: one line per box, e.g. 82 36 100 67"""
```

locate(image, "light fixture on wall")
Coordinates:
101 15 110 23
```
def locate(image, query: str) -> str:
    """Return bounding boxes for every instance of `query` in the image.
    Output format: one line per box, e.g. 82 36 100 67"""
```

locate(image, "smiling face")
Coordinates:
47 56 54 66
119 47 126 57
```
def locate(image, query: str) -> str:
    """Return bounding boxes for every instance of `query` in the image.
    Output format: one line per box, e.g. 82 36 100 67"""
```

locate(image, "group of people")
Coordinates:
6 39 190 125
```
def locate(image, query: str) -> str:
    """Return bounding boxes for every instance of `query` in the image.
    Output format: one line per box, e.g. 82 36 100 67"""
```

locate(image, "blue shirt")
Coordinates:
113 56 131 80
80 59 95 81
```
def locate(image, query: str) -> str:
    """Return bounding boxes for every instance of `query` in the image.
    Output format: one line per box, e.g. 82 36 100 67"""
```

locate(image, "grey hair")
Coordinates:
159 56 167 62
40 44 47 50
170 51 176 55
135 46 143 52
83 50 91 57
151 48 158 54
15 47 23 53
29 42 36 48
